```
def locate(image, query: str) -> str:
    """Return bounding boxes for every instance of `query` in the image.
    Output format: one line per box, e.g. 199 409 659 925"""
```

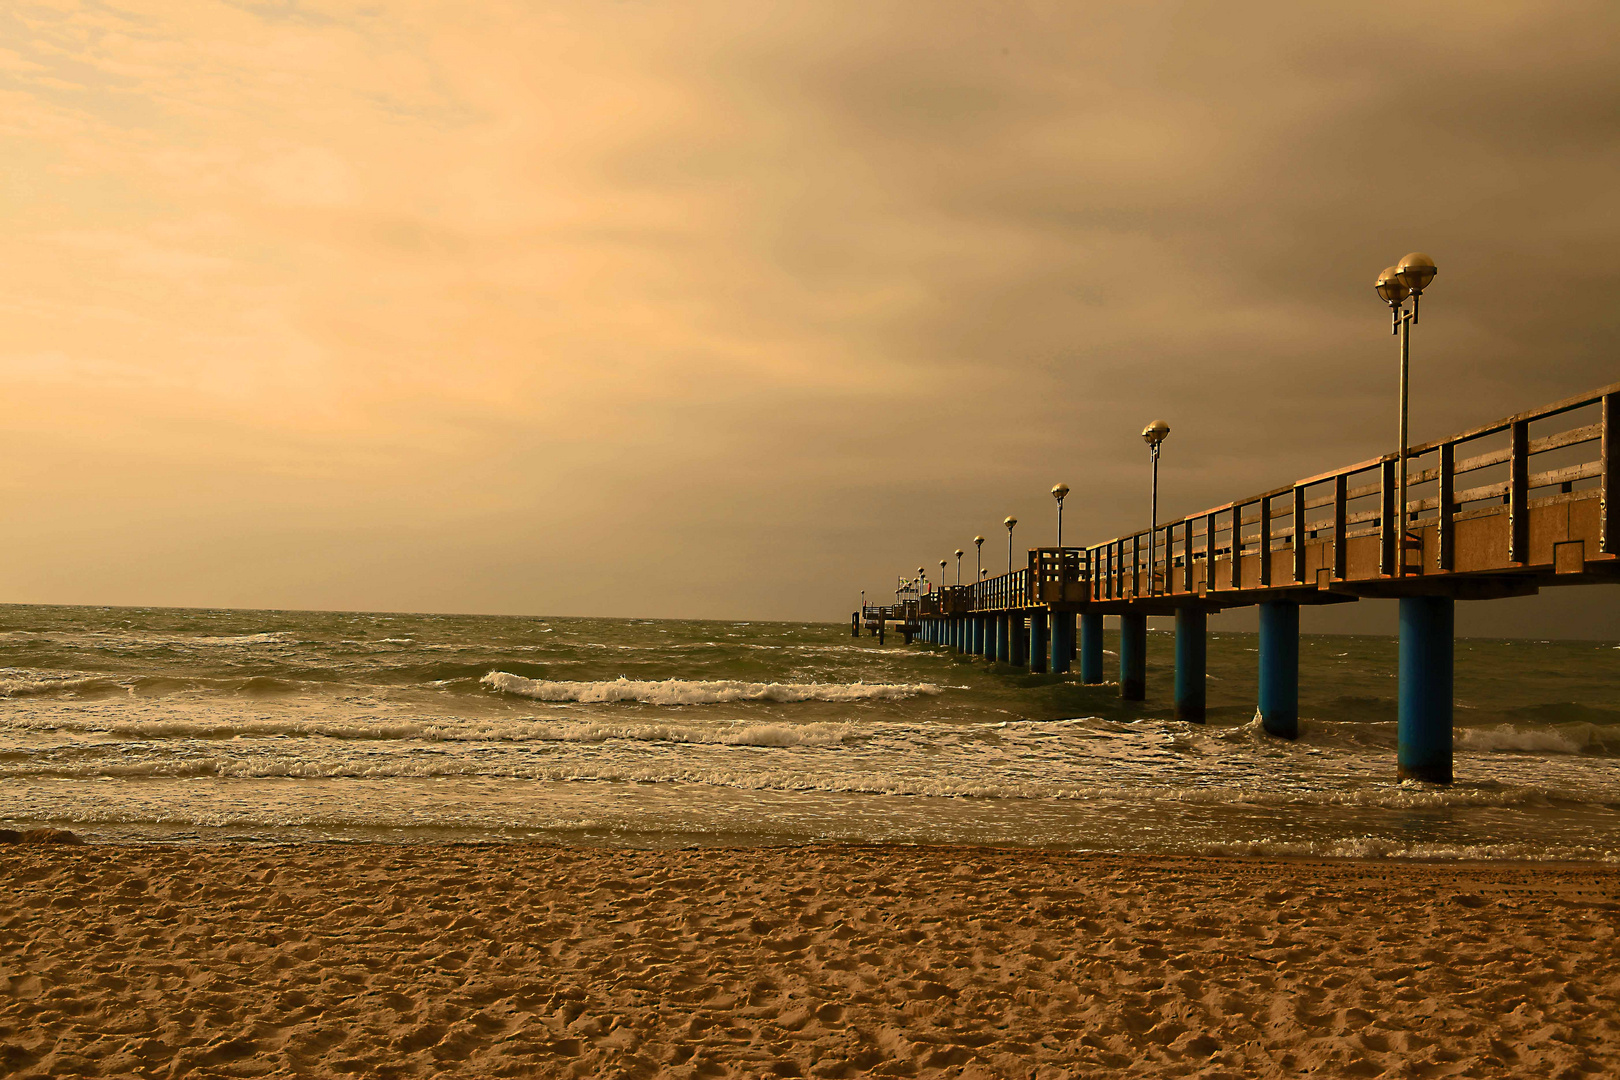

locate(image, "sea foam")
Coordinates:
480 672 939 705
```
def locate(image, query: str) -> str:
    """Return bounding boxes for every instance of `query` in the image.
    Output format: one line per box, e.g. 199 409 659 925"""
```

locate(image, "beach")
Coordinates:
4 842 1617 1079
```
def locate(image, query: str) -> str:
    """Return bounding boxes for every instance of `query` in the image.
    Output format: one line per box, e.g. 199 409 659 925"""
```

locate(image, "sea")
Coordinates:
3 604 1618 860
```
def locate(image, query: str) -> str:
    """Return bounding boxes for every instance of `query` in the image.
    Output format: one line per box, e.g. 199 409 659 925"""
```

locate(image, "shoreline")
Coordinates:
5 841 1617 1078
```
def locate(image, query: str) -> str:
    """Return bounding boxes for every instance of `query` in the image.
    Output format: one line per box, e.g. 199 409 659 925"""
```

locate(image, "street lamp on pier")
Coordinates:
954 549 964 585
1376 252 1438 577
1004 516 1018 573
1142 420 1170 593
939 559 947 590
973 535 985 581
1051 484 1069 548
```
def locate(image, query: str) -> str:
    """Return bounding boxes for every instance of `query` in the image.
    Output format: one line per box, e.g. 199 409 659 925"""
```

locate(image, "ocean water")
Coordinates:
3 603 1618 860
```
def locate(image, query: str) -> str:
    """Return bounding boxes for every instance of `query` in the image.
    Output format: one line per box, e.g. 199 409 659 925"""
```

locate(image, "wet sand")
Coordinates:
3 842 1617 1078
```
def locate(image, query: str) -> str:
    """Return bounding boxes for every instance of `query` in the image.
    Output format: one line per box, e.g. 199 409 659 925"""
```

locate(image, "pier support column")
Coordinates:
1079 614 1104 684
1050 612 1074 674
997 615 1012 663
1174 608 1207 722
1119 614 1147 701
1399 596 1454 783
972 616 985 657
1258 601 1299 739
1009 613 1027 667
1029 611 1048 673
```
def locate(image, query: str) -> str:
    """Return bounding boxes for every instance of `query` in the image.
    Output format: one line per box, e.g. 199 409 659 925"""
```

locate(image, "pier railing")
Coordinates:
897 381 1616 618
1085 381 1616 601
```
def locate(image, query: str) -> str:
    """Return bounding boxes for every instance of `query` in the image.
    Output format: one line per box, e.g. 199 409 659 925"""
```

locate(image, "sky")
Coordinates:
1 1 1617 634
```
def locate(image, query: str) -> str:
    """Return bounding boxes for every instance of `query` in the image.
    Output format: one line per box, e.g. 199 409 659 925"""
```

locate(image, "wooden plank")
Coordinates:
1510 419 1529 563
1438 442 1455 571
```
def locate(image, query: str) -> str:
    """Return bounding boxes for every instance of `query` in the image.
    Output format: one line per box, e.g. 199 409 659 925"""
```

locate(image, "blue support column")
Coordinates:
1399 596 1454 783
1258 601 1299 739
1079 614 1104 684
973 616 986 656
1009 613 1027 667
1029 611 1048 673
1050 612 1074 674
997 615 1011 663
1174 607 1207 723
1119 613 1147 701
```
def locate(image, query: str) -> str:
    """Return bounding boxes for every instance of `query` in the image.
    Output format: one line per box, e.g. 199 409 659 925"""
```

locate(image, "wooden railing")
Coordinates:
1085 382 1616 599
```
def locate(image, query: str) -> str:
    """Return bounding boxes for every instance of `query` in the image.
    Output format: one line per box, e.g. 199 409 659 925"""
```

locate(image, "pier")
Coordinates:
858 381 1619 782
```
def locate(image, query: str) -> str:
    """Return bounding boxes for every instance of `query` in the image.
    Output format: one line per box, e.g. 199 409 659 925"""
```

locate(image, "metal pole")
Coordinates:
1397 308 1411 576
1150 448 1160 593
1057 500 1064 548
1007 529 1013 573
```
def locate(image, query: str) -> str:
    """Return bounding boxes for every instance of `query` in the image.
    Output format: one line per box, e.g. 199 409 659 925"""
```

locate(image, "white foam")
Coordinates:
480 672 939 705
1457 723 1619 755
0 673 118 697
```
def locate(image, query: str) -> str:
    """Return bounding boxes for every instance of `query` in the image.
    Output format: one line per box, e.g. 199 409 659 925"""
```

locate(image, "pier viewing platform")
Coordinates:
857 380 1618 783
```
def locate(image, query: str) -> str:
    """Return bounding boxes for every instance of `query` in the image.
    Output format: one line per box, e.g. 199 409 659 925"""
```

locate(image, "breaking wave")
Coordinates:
1457 722 1620 756
481 672 939 705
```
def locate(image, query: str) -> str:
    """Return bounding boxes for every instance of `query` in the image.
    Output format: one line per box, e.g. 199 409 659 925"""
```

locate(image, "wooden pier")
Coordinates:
858 381 1619 782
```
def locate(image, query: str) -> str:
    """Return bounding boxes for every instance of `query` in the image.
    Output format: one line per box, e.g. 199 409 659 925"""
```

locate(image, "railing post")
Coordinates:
1131 534 1141 597
1438 442 1456 571
1605 392 1618 556
1510 419 1529 563
1230 505 1242 588
1293 484 1307 584
1380 459 1397 576
1259 495 1272 587
1333 473 1347 580
1182 519 1194 593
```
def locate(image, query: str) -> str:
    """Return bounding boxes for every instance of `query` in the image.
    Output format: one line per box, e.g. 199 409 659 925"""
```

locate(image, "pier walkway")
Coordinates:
856 381 1618 782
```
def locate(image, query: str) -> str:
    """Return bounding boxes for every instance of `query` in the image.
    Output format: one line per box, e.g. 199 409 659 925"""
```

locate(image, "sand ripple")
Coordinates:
2 844 1617 1078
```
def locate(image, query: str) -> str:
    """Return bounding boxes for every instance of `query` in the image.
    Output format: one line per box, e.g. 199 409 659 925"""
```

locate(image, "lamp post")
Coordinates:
1376 252 1438 577
1142 420 1170 594
917 567 926 594
954 549 964 586
1004 516 1018 573
973 535 985 581
1051 484 1069 548
939 559 947 590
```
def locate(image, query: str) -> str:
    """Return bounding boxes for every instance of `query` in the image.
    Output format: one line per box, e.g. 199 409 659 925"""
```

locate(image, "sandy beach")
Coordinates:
3 842 1617 1079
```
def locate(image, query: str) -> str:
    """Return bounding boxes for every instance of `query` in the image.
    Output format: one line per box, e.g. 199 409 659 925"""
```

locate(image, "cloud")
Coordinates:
0 0 1616 630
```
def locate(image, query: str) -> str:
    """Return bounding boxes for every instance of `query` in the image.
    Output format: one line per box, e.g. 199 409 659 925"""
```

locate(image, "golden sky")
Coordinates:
2 1 1617 628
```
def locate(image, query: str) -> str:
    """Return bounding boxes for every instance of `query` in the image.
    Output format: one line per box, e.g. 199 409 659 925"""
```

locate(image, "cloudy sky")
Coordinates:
2 1 1617 633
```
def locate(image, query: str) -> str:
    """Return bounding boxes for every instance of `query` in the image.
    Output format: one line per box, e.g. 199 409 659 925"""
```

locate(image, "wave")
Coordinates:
0 672 124 697
481 672 939 705
1457 722 1620 756
0 714 858 748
